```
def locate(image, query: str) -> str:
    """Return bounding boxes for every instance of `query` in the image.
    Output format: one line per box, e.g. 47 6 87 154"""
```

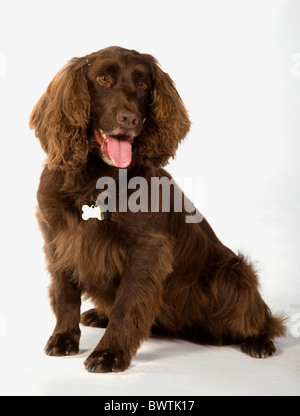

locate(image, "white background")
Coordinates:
0 0 299 396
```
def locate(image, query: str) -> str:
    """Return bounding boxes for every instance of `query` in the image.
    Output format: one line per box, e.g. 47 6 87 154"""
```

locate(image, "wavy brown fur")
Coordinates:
30 46 286 372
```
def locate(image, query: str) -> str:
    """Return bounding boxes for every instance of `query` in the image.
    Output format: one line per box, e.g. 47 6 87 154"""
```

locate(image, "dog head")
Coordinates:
30 46 191 171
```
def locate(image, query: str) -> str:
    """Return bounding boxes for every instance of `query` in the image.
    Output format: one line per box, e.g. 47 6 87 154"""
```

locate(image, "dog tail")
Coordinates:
264 310 287 339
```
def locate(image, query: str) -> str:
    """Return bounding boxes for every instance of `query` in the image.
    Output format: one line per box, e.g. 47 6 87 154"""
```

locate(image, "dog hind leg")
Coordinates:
81 309 109 328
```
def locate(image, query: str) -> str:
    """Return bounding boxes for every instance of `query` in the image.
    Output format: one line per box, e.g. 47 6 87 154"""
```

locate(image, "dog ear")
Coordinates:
29 56 91 171
136 56 191 167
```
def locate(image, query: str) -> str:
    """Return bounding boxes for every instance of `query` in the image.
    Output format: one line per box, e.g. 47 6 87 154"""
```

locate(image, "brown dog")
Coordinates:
30 46 285 372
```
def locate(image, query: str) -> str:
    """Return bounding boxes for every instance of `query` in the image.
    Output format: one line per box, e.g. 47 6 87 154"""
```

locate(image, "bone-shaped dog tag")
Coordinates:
81 205 104 221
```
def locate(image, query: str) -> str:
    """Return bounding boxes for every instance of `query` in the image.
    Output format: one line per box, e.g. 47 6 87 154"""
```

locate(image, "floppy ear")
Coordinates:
29 56 91 171
136 57 191 167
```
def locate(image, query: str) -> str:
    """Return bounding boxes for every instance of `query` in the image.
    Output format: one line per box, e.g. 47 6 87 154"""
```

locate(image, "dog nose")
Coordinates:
116 110 140 130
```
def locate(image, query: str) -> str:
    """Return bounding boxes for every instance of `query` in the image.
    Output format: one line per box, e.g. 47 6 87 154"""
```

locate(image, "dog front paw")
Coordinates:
84 349 130 373
45 333 80 357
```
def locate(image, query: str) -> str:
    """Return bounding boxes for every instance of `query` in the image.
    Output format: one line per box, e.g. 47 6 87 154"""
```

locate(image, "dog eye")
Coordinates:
97 75 111 85
137 81 147 90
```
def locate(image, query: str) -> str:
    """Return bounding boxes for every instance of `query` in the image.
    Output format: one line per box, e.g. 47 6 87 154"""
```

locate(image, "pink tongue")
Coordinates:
107 136 132 168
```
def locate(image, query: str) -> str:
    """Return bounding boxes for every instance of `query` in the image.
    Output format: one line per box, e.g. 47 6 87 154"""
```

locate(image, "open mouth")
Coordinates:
95 129 135 168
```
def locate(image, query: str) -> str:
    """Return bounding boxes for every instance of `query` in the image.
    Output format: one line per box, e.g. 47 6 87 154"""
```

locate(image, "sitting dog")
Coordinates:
30 46 286 372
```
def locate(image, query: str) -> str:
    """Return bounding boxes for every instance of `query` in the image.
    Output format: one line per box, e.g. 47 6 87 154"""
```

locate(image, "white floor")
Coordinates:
1 298 299 396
